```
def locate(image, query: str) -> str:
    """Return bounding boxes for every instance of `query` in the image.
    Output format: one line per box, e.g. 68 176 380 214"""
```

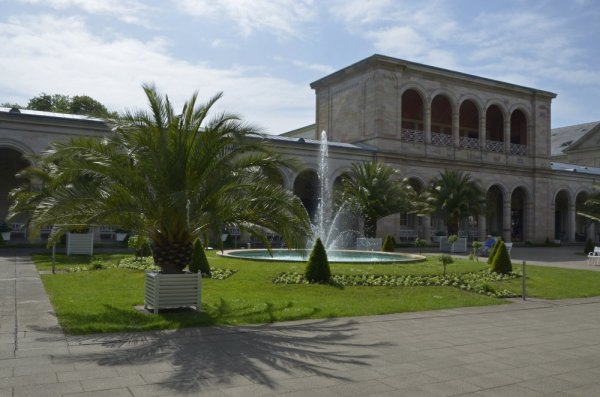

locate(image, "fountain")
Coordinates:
219 131 425 263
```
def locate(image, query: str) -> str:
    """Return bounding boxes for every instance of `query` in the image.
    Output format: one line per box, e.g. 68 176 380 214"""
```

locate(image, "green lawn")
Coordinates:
32 252 600 335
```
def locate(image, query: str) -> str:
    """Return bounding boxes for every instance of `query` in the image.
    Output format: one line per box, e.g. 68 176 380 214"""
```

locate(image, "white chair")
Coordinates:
587 247 600 265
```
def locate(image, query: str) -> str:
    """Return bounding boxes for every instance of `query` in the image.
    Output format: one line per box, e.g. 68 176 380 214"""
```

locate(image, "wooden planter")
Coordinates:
144 272 202 314
66 232 94 255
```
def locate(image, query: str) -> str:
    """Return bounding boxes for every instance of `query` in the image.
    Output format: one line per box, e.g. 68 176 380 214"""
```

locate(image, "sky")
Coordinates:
1 0 599 134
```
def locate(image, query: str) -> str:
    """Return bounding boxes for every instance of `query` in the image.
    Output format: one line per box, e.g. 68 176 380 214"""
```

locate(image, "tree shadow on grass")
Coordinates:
40 303 394 394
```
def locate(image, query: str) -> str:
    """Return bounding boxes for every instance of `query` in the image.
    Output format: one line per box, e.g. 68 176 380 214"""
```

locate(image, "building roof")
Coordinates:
311 54 557 98
551 121 600 156
261 133 377 152
280 124 316 139
0 107 107 123
550 161 600 175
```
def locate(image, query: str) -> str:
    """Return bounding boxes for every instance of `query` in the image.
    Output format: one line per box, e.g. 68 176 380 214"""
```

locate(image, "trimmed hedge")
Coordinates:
487 240 500 265
490 241 512 274
382 235 396 252
305 238 331 283
190 239 211 275
584 238 595 255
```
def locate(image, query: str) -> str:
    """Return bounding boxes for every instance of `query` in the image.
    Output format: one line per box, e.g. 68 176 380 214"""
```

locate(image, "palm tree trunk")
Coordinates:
152 241 193 274
364 216 377 238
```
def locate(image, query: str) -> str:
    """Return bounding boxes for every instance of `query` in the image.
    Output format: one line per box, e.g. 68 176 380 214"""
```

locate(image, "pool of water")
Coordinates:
219 249 426 263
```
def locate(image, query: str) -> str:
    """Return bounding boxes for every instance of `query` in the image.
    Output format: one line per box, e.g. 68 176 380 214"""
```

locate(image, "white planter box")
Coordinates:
115 233 128 242
66 232 94 255
144 272 202 314
1 231 10 241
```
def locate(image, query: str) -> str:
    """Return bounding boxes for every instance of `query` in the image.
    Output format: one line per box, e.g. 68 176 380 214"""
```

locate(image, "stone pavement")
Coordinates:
1 252 600 396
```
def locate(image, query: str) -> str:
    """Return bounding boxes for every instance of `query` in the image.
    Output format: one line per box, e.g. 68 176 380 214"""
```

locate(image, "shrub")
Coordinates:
128 235 152 258
584 238 594 254
438 254 453 276
305 238 331 283
487 240 500 265
190 239 211 275
382 235 396 252
414 238 426 254
490 241 513 274
472 240 482 262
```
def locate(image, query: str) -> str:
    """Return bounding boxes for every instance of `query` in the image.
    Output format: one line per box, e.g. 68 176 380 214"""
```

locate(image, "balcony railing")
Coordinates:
510 143 528 156
400 128 425 143
459 136 479 150
431 132 453 146
486 140 504 153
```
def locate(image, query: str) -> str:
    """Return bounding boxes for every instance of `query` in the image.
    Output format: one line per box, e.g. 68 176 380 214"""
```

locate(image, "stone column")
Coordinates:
478 214 487 242
586 222 595 243
452 112 459 147
504 118 511 155
567 204 576 242
479 112 486 150
425 106 432 144
503 199 512 243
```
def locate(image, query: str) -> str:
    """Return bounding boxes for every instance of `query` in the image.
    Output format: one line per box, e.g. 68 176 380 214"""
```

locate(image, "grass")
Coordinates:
32 252 600 335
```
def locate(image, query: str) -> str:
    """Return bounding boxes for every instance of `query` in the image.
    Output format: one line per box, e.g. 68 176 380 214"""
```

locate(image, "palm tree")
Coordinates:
422 169 484 236
341 161 414 237
9 84 311 273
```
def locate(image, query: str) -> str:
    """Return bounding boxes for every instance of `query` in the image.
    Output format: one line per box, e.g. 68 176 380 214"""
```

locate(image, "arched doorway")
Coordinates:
511 187 527 242
486 185 504 237
0 147 30 222
431 94 453 145
293 170 319 221
510 109 528 155
555 190 570 241
459 100 479 149
400 89 425 142
486 105 504 152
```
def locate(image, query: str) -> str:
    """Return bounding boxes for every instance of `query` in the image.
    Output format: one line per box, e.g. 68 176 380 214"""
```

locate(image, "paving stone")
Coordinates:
63 388 134 397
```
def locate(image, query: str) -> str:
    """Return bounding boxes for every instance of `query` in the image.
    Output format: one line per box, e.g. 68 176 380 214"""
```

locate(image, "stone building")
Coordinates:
1 54 599 244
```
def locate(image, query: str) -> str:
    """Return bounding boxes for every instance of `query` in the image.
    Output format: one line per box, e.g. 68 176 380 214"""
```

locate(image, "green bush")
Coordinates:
382 235 396 252
305 238 331 283
128 235 152 258
584 238 595 254
438 254 453 276
490 241 513 274
414 238 426 254
190 239 211 275
487 240 500 265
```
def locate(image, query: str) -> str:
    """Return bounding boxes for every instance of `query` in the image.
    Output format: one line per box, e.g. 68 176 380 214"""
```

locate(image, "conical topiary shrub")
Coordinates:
487 240 500 265
490 241 512 274
382 235 396 252
190 239 211 275
584 238 594 255
305 238 331 283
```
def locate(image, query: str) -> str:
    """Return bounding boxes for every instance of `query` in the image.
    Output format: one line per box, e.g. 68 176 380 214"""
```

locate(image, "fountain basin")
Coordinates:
219 249 425 264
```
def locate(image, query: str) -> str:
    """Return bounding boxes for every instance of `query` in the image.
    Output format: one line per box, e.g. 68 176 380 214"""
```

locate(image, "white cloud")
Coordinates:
173 0 316 38
16 0 151 25
0 14 314 133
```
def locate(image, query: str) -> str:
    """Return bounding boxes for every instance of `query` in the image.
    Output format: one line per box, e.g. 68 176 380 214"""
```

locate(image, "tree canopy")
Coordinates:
9 84 311 273
3 93 117 118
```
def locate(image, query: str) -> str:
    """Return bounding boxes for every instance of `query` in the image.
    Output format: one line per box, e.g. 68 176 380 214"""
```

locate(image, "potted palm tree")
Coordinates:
9 84 310 312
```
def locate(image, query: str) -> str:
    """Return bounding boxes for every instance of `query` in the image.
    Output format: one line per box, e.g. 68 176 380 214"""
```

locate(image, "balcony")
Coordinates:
459 136 479 150
431 132 453 146
510 143 527 156
486 140 504 153
400 128 425 143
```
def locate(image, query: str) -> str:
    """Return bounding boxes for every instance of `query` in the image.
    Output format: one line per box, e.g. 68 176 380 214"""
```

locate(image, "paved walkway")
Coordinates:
1 250 600 396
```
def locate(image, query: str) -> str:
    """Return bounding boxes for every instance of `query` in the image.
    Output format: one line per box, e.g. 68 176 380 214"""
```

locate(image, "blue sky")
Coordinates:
1 0 599 134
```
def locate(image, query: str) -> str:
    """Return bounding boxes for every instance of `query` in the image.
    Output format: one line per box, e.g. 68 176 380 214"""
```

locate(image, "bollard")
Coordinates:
522 260 526 300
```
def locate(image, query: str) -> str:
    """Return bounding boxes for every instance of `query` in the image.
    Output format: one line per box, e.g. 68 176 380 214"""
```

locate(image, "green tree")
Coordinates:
490 241 512 274
305 238 331 283
9 84 311 273
422 170 484 236
25 92 116 118
341 161 414 237
382 235 396 252
190 239 210 275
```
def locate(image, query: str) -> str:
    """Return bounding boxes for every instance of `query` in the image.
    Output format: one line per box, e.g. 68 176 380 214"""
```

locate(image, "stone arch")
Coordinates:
554 189 572 241
400 87 426 132
485 103 505 145
510 108 528 146
459 99 480 141
430 93 453 136
486 184 506 237
510 185 529 242
293 169 319 221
